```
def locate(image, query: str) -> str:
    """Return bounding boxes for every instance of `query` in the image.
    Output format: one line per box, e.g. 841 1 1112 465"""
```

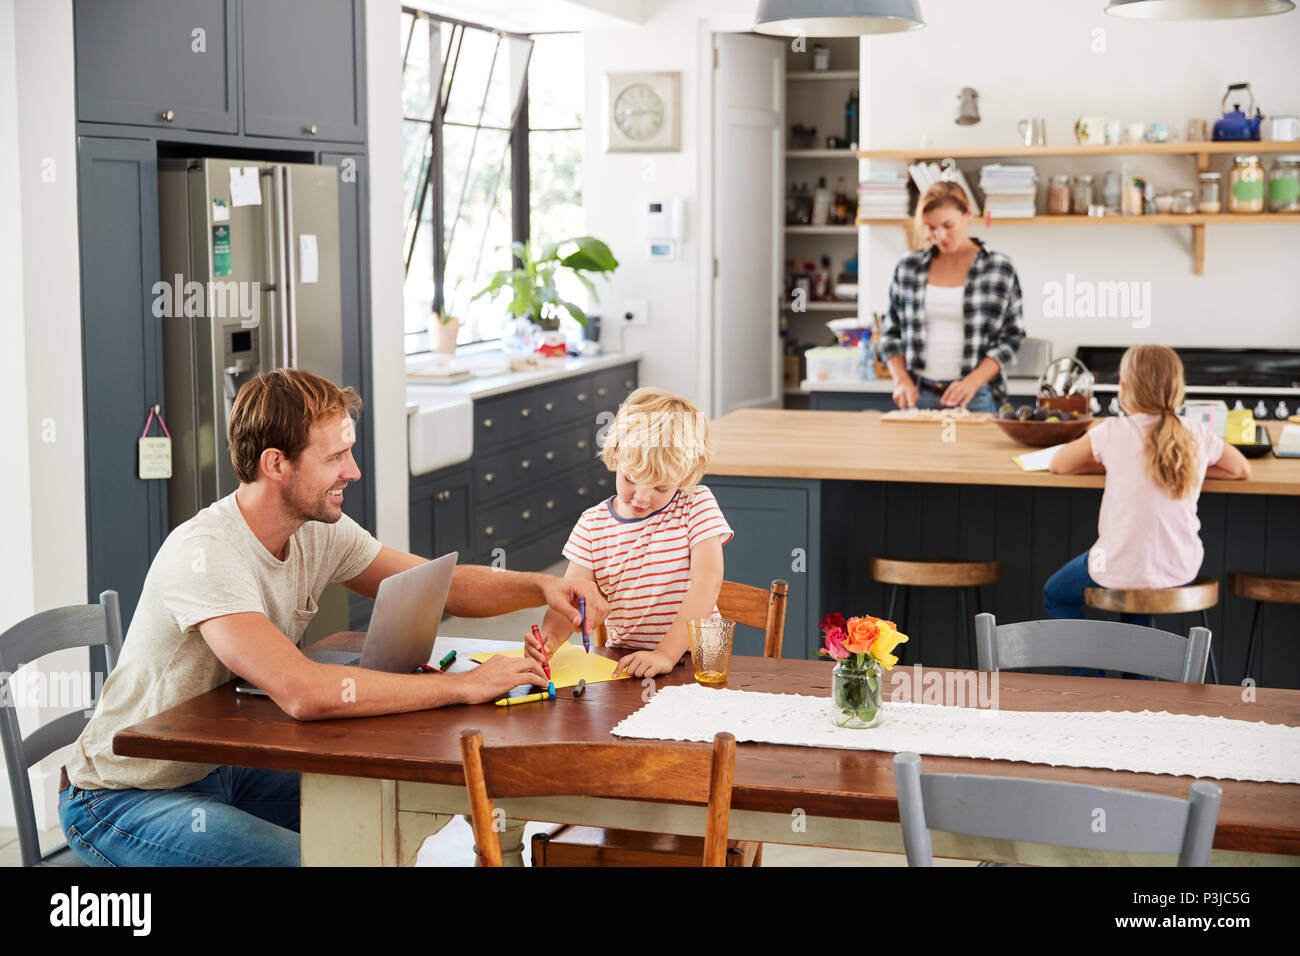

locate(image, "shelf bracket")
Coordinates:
1193 223 1206 276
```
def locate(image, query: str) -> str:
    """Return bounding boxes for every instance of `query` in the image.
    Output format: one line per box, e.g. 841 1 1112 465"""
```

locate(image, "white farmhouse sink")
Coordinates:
407 393 473 476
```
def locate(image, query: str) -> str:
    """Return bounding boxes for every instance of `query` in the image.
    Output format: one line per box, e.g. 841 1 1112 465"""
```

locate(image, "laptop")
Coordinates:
234 551 458 695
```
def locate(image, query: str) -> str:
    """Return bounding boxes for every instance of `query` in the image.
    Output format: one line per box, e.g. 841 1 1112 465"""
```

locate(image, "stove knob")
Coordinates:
1232 400 1245 411
1090 397 1101 415
1276 401 1289 420
1108 397 1120 416
1255 400 1269 419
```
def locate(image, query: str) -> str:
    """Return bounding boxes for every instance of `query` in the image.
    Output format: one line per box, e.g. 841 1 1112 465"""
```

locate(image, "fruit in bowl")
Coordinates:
995 404 1094 447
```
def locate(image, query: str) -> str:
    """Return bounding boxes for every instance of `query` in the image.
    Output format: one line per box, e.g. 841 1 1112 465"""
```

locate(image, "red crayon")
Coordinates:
532 624 551 681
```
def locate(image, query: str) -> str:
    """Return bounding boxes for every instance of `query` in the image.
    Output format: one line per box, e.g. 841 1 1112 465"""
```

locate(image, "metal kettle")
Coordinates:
1213 83 1263 142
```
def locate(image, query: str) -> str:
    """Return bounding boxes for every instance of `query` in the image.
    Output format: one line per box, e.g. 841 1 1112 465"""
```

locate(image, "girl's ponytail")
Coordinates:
1120 345 1198 499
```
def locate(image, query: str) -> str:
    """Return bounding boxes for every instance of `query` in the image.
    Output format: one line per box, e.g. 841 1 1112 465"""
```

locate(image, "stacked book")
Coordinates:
906 160 982 216
856 171 910 219
978 164 1038 218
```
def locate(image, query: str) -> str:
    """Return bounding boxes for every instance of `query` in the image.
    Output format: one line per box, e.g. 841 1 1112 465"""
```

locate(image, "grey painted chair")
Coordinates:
0 590 123 866
894 752 1222 867
974 612 1211 683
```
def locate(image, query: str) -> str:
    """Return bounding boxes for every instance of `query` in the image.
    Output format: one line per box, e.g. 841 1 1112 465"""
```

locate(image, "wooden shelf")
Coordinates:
780 300 859 311
858 141 1300 161
786 224 857 235
786 149 857 159
786 70 858 81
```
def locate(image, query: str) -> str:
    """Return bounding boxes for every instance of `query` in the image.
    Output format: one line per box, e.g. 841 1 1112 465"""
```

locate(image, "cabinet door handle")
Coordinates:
577 486 588 496
520 407 531 418
520 459 532 470
597 386 608 397
483 417 494 428
545 499 556 510
576 439 588 450
521 509 532 521
485 525 496 536
576 392 588 402
306 123 319 135
161 109 176 122
484 472 496 483
545 450 556 461
544 401 555 412
624 379 634 389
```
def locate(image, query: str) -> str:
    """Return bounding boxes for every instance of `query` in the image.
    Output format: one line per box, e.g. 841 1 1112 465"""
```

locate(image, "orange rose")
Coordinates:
843 616 878 654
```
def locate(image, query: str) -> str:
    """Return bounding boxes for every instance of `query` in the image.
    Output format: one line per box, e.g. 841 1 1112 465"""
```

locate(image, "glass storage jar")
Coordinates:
1198 172 1221 214
1268 155 1300 213
1048 175 1071 215
1171 189 1196 215
1229 155 1266 214
1071 174 1093 215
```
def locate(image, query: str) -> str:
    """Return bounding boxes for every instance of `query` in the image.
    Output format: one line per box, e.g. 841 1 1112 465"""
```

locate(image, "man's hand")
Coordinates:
892 377 920 409
940 374 981 408
539 575 608 636
457 655 549 704
614 650 677 679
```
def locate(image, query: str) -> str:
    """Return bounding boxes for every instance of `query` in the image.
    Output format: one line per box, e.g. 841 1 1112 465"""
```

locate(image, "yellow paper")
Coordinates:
469 642 627 689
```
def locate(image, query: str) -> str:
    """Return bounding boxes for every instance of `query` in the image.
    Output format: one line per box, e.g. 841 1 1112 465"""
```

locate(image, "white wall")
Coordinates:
860 0 1300 355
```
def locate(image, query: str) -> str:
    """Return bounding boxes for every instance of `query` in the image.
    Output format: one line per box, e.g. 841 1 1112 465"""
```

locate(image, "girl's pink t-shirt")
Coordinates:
1087 413 1224 589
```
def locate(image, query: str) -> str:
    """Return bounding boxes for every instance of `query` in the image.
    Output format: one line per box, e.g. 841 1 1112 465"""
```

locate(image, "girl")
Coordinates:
1045 345 1250 673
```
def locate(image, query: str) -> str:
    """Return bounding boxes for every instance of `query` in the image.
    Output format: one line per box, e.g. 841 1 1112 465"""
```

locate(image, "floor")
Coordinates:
2 560 973 867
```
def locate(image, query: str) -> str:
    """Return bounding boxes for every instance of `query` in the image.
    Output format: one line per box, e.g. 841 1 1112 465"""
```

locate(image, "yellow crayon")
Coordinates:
495 683 556 706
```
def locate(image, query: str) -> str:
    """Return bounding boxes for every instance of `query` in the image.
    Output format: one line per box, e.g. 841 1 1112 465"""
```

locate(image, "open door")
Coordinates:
712 33 783 416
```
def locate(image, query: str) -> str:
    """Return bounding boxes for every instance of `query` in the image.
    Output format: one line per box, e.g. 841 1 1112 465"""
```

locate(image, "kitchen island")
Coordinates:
703 410 1300 688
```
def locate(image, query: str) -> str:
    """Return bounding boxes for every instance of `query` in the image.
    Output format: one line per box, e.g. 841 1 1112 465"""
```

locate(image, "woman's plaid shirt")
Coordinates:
878 238 1026 402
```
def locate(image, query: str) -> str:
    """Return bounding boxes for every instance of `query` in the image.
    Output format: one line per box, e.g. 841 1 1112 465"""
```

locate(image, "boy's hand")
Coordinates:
613 650 677 679
524 628 565 665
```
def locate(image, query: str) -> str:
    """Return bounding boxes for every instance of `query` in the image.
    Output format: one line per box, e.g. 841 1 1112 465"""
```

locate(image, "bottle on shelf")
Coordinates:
812 176 832 226
844 89 859 147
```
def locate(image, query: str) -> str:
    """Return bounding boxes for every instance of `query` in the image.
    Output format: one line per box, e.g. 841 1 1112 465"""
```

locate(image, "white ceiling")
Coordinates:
410 0 652 33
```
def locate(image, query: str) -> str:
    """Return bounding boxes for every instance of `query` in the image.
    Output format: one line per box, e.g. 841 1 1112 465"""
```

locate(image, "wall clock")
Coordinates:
604 72 681 152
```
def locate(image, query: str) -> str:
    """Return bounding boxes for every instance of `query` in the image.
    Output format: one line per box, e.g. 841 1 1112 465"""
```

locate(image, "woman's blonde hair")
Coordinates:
913 180 972 250
1119 345 1197 499
600 387 712 489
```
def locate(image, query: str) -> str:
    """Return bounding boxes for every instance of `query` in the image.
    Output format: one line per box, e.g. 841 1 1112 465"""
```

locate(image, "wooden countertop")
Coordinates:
706 410 1300 496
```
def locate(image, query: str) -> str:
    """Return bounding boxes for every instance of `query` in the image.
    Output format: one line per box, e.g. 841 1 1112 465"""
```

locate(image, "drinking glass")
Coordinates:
688 619 735 684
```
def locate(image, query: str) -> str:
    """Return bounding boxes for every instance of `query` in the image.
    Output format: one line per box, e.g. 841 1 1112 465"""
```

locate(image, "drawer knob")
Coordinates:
485 525 496 536
484 472 495 483
306 123 319 135
544 401 555 412
578 486 588 496
161 109 176 122
576 392 588 402
435 490 447 502
521 509 532 521
576 439 588 449
597 386 607 397
624 379 634 389
545 450 556 461
520 459 532 470
520 407 531 418
483 417 494 428
545 499 556 510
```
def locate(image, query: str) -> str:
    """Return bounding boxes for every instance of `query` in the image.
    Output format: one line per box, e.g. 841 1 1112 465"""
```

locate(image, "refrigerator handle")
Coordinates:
281 165 299 369
259 168 280 368
269 165 291 370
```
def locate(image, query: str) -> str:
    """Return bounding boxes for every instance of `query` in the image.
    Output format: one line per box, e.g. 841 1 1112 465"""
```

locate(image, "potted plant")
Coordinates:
430 311 460 355
817 612 909 728
471 236 619 344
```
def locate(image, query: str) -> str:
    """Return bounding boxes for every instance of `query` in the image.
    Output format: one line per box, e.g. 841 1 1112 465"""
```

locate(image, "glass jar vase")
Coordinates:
1269 155 1300 213
831 657 883 728
1071 175 1093 215
1230 155 1266 214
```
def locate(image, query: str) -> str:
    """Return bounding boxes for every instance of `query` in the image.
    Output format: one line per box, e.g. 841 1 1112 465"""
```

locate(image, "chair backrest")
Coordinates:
974 612 1210 683
594 578 789 659
460 729 737 866
893 752 1221 866
0 590 123 867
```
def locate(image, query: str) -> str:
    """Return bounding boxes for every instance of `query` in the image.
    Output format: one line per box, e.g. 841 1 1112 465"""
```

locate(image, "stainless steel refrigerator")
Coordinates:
159 158 351 637
159 157 343 527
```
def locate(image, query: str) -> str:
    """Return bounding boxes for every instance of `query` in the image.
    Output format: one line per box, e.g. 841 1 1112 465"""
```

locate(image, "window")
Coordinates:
401 12 585 355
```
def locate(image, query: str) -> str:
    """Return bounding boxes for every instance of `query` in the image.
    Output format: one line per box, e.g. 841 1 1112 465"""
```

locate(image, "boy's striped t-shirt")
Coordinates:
562 484 734 651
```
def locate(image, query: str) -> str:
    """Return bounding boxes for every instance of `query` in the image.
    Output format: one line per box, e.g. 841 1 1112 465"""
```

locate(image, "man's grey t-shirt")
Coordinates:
66 492 382 791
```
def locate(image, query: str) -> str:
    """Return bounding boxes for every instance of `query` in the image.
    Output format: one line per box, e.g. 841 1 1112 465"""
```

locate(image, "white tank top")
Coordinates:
924 283 966 381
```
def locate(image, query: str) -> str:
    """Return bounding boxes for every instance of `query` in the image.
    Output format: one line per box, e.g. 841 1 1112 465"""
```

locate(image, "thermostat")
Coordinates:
644 198 684 240
648 240 677 260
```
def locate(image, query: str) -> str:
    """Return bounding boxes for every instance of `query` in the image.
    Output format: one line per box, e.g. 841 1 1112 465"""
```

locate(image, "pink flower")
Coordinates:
822 625 849 660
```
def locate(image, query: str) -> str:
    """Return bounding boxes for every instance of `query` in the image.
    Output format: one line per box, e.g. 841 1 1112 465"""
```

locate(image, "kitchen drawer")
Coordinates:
593 364 638 416
476 422 596 504
476 473 583 554
590 461 615 502
531 376 593 429
474 391 538 451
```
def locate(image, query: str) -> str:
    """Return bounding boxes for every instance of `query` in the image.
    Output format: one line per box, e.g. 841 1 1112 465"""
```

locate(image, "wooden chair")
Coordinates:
0 591 123 867
893 752 1222 867
460 730 737 867
975 612 1211 683
1228 572 1300 685
1084 576 1220 683
870 557 1002 668
532 578 787 868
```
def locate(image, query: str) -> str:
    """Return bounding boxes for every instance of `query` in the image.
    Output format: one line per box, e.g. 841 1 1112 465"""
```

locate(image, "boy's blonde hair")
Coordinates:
600 387 712 489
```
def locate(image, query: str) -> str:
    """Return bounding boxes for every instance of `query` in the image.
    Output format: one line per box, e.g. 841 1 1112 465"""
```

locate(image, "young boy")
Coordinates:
528 387 732 678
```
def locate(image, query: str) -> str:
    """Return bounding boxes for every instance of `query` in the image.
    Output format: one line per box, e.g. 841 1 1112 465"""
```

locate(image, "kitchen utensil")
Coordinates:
1269 115 1300 141
1187 118 1209 142
1124 121 1146 144
956 87 980 126
1037 356 1094 402
1213 83 1263 141
1019 118 1047 147
1105 118 1122 144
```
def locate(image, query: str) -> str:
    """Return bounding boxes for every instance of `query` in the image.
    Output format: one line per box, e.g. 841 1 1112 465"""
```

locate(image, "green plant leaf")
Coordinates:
560 236 618 272
557 296 588 327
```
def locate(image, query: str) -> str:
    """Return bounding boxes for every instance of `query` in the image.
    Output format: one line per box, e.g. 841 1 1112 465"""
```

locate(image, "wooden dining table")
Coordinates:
112 632 1300 866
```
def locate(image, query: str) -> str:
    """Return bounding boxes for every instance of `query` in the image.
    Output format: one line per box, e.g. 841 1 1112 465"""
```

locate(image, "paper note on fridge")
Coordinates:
298 234 319 284
229 166 262 207
1013 443 1066 472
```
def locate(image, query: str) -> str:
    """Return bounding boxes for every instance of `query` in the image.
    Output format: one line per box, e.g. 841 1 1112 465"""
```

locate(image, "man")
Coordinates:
59 368 607 866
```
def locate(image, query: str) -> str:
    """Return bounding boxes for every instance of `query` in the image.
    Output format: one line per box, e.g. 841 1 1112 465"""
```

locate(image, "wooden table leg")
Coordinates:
300 773 454 866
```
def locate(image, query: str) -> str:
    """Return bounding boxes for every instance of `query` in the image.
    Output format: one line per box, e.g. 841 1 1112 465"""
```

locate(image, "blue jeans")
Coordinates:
59 766 301 866
913 378 997 413
1044 551 1152 679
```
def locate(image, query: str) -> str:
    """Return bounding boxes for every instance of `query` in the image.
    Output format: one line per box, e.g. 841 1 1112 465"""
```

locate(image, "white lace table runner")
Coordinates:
610 685 1300 784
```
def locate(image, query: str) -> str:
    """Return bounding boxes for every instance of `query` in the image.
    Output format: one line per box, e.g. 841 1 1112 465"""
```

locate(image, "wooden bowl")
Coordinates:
994 415 1094 447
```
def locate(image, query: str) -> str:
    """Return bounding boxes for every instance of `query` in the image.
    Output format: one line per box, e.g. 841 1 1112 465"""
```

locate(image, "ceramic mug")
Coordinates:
1019 117 1047 146
1105 118 1122 144
1074 116 1106 145
1124 121 1146 144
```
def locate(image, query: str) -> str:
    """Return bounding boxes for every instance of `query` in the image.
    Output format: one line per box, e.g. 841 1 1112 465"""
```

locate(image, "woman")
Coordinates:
878 181 1026 413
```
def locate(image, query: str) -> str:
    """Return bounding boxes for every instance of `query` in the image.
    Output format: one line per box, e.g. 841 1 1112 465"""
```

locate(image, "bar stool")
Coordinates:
1228 572 1300 685
1084 577 1220 683
869 558 1002 668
